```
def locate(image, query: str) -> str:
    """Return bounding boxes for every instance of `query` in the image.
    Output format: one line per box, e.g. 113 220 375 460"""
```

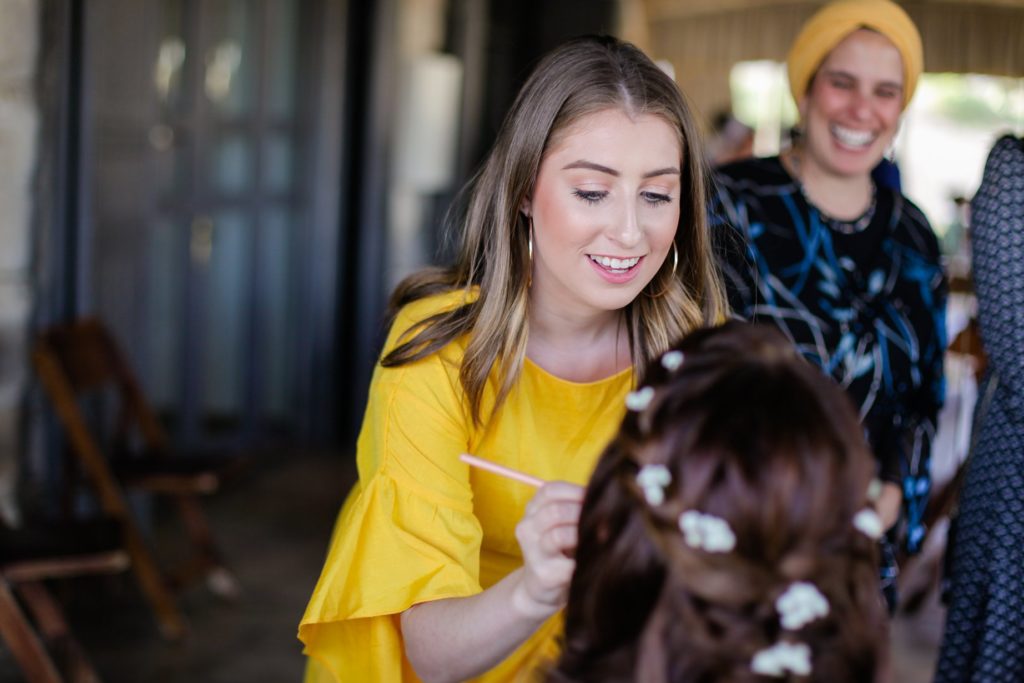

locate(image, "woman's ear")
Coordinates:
797 94 809 123
520 195 532 219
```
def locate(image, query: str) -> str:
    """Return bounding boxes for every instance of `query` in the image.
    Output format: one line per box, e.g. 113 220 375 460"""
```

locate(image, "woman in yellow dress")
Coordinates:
299 35 728 682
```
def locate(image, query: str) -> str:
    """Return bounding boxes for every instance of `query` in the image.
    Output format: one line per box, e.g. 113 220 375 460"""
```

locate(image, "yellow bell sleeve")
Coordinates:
300 293 487 681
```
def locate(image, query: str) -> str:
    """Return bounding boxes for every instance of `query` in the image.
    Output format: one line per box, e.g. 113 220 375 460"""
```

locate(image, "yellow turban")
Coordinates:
786 0 923 110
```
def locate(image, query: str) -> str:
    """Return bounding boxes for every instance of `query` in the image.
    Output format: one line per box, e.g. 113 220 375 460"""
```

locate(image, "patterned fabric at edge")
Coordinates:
710 157 947 601
936 135 1024 683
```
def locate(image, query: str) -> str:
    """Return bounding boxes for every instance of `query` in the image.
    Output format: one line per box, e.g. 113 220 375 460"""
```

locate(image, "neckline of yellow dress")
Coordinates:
523 356 633 387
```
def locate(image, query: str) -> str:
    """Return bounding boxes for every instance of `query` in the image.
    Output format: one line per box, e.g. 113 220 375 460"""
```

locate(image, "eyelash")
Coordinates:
573 189 606 204
642 192 672 206
572 190 673 206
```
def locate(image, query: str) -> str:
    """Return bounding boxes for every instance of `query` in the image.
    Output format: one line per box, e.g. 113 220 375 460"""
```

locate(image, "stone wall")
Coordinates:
0 0 39 523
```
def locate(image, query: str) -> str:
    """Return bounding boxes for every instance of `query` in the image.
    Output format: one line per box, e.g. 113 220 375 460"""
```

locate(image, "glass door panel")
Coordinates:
263 134 294 194
201 1 256 120
87 0 316 448
146 217 186 409
200 211 250 424
258 207 297 420
266 0 298 119
210 134 255 194
156 0 187 113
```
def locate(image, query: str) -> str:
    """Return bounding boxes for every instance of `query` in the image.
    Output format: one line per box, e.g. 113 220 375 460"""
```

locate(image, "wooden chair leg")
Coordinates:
119 518 188 640
16 582 102 683
0 580 62 683
175 495 219 562
173 496 239 599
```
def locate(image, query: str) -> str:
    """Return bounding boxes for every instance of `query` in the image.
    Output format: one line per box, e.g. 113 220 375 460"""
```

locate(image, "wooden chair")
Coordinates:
32 318 242 640
0 519 129 683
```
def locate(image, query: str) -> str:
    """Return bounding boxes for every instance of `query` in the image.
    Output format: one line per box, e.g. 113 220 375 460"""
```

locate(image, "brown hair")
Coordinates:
381 35 728 424
549 321 887 682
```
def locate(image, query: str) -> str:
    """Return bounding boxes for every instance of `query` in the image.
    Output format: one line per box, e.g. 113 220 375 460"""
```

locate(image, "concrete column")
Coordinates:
0 0 39 524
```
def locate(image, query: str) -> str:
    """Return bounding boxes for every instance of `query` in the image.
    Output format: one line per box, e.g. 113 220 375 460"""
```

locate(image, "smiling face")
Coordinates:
525 108 682 318
799 29 904 179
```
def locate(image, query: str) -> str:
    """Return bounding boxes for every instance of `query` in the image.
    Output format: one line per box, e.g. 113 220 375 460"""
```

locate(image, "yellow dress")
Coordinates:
299 290 632 682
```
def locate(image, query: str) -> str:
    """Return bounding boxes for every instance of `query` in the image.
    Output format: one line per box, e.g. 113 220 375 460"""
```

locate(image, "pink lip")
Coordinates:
587 255 645 284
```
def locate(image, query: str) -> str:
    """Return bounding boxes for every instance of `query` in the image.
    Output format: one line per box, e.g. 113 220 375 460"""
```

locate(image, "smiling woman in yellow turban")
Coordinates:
786 0 923 110
710 0 946 612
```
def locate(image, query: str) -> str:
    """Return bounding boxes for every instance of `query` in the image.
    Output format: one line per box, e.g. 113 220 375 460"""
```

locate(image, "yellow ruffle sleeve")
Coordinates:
300 292 488 681
300 472 485 680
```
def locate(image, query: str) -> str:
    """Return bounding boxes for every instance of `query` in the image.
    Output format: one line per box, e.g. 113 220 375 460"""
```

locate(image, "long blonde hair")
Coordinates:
383 35 728 423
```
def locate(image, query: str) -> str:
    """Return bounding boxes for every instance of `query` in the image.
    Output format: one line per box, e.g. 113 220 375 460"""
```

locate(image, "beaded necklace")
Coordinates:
787 150 878 234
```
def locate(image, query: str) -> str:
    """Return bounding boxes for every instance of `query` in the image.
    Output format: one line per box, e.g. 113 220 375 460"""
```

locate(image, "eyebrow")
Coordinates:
823 69 903 91
562 160 681 178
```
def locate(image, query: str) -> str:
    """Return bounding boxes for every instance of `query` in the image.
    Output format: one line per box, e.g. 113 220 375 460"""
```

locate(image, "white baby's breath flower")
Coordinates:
750 641 812 677
701 515 736 552
677 510 736 553
679 510 702 546
776 582 830 630
637 464 671 489
636 464 672 506
625 386 655 411
853 508 884 540
642 486 665 506
680 512 709 547
660 350 685 371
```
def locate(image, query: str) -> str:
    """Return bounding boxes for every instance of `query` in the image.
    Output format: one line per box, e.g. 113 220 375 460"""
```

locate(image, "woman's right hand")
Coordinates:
512 481 585 619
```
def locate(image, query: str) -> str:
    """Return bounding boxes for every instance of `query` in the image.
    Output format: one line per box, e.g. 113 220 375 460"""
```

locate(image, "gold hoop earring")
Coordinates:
527 219 534 288
643 242 678 299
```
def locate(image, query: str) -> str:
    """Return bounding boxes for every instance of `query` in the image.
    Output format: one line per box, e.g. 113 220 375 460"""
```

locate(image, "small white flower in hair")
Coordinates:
853 508 884 540
636 464 672 506
776 582 830 630
750 641 812 677
678 510 736 553
625 386 655 411
660 350 685 371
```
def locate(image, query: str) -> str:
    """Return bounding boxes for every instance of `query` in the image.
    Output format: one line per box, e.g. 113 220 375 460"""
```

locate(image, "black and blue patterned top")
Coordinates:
711 156 947 554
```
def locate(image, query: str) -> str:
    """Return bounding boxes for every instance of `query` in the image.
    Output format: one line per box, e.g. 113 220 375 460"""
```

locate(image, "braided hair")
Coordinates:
548 321 888 682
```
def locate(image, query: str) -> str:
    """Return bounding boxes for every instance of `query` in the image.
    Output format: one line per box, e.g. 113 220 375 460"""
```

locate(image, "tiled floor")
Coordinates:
0 450 947 682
